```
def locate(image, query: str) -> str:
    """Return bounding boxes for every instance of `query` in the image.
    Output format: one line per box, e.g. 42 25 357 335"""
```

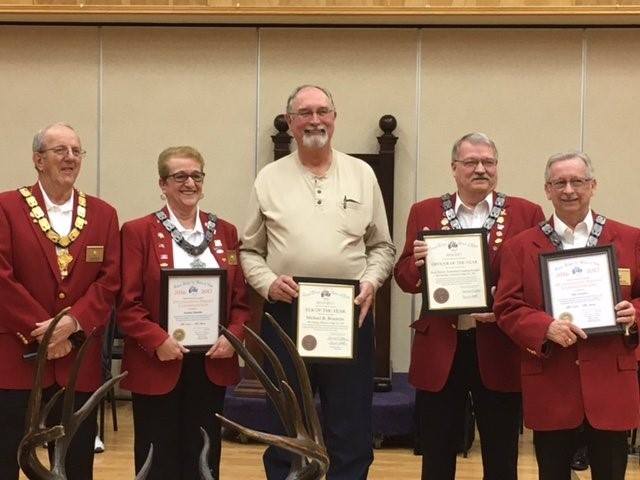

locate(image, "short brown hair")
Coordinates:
157 146 205 178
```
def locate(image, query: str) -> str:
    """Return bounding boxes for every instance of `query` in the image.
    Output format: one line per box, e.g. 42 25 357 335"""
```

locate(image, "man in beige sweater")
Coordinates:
240 84 395 480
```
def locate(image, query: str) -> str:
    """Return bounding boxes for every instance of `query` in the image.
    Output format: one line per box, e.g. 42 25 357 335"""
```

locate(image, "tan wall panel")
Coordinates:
0 26 99 195
584 29 640 228
100 27 257 226
259 28 419 371
420 29 583 217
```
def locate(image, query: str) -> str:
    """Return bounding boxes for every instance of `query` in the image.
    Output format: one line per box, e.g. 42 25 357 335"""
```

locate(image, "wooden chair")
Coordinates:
234 114 398 396
98 311 122 440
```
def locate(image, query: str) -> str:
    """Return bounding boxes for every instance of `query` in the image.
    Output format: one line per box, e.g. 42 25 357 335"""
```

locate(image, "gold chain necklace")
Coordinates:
19 186 88 277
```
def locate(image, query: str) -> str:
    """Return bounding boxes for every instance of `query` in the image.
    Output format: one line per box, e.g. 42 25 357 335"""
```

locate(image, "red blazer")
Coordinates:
394 192 544 393
0 183 120 392
117 209 250 395
494 216 640 431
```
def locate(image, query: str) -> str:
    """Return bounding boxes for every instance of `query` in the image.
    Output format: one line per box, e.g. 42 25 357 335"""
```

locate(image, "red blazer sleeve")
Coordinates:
494 237 553 357
626 229 640 348
69 206 120 334
0 200 50 338
394 203 422 294
117 221 169 356
224 223 250 342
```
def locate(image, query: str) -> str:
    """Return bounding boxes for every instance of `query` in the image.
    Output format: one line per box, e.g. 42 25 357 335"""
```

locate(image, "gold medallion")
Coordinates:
496 231 503 237
440 218 448 226
497 217 505 224
495 238 503 244
57 249 74 278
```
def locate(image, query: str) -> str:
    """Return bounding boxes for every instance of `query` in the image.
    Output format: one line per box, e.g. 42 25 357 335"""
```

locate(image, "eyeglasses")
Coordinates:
454 158 498 169
165 171 205 184
547 178 593 191
288 108 335 120
39 145 86 158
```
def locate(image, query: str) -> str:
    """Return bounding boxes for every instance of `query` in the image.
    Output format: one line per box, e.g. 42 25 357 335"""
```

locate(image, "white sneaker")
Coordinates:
94 435 105 454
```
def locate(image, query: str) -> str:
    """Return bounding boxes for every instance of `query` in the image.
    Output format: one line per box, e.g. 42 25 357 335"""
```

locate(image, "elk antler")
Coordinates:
212 313 329 480
17 308 153 480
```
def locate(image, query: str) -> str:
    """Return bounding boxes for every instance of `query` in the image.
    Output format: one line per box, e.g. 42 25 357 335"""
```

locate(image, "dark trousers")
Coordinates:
0 386 97 480
131 354 226 480
534 422 629 480
417 329 521 480
262 301 375 480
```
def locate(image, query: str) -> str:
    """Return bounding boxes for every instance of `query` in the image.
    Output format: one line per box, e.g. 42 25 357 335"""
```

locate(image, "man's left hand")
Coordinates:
355 281 375 328
615 300 636 329
31 315 78 345
206 336 235 359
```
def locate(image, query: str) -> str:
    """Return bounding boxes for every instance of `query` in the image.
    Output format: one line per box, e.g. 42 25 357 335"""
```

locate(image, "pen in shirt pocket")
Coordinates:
342 196 361 209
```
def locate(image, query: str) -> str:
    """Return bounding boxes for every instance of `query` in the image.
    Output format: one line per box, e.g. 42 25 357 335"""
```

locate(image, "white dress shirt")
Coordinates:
166 204 219 269
454 192 494 330
553 210 593 250
40 181 74 237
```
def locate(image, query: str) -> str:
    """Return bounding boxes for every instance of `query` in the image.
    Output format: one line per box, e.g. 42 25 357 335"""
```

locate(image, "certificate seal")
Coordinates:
172 329 186 342
433 288 449 304
301 335 317 351
559 312 573 323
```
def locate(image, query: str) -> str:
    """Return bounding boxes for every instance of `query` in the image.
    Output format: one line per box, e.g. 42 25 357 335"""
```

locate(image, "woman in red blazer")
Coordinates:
117 146 249 480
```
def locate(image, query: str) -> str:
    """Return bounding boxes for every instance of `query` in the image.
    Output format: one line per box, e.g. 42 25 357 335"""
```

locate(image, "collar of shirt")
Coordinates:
39 181 74 215
553 209 593 249
454 191 494 229
166 204 203 245
295 150 337 180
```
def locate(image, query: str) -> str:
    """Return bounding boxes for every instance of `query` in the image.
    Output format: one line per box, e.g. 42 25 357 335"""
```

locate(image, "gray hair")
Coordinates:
32 122 77 153
286 85 336 113
451 132 498 163
544 151 594 182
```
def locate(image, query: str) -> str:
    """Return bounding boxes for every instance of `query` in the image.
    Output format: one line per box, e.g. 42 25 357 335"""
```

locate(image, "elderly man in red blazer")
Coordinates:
395 133 544 480
0 122 120 480
494 151 640 480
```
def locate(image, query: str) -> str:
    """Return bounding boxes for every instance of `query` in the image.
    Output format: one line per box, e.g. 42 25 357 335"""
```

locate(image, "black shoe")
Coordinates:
570 447 589 471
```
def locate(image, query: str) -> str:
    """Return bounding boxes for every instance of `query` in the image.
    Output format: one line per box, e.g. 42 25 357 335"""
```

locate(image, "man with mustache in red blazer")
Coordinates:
494 151 639 480
0 122 120 480
395 133 544 480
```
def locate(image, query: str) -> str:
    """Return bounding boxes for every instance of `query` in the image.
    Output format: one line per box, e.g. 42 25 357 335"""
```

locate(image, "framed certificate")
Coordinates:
540 245 623 336
419 229 493 315
292 277 359 363
160 268 227 352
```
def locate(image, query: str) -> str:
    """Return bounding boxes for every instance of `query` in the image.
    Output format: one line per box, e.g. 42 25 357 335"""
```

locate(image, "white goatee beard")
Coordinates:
301 132 328 149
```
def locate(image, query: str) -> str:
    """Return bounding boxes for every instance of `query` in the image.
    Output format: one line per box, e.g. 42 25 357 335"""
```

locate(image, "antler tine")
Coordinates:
216 415 329 468
24 307 70 434
198 428 215 480
135 444 154 480
279 381 328 478
69 370 128 430
219 325 294 437
50 327 95 476
263 313 324 447
52 331 128 476
18 307 71 480
17 425 65 480
246 319 289 389
38 389 64 430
